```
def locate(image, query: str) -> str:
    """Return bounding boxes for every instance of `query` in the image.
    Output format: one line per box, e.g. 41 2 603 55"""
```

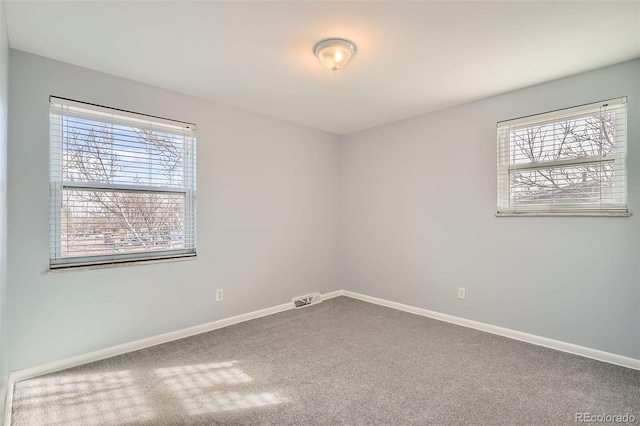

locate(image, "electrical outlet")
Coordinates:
216 289 224 302
458 287 466 300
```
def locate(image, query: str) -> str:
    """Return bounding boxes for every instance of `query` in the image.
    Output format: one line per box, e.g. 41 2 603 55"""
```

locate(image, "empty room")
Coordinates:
0 1 638 425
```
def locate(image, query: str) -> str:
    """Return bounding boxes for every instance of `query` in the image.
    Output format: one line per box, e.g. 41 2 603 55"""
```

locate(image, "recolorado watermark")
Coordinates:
575 413 636 424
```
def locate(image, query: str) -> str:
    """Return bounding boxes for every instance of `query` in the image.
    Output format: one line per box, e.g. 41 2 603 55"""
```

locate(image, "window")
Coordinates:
49 97 196 269
497 97 627 216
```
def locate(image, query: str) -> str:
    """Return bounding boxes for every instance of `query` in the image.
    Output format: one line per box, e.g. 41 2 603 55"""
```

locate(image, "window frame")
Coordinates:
496 97 628 217
49 96 197 269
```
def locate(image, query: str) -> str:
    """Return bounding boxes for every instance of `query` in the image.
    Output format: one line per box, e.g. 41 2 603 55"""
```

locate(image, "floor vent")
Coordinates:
293 293 322 309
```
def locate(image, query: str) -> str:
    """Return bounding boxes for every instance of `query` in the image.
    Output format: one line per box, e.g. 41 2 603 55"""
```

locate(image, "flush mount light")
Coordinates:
313 38 357 72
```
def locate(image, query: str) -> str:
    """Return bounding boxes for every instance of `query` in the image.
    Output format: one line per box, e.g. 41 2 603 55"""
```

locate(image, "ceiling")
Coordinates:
5 1 640 135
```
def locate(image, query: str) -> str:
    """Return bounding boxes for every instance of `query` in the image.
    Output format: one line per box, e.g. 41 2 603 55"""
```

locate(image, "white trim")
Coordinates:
8 302 286 384
342 290 640 371
6 290 342 383
50 96 196 131
5 288 638 425
2 299 292 426
4 380 12 426
495 211 631 217
47 253 198 273
3 290 344 425
62 181 188 194
497 96 626 128
320 289 343 300
507 155 613 172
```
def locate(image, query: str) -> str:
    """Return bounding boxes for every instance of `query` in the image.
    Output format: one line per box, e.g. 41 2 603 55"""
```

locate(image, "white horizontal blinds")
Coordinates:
497 97 627 214
49 97 197 268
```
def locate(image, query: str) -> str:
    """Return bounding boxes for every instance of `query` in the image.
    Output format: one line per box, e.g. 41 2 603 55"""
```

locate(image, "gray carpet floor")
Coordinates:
11 296 640 425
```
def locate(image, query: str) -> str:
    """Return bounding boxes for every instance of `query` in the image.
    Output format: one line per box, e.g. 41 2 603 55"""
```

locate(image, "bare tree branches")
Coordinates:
510 113 617 204
62 124 186 255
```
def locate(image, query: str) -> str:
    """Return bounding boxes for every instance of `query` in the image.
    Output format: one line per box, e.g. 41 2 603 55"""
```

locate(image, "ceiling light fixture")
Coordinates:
313 38 357 72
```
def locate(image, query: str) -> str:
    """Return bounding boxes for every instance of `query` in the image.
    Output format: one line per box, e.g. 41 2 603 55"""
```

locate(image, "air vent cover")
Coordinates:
293 293 322 309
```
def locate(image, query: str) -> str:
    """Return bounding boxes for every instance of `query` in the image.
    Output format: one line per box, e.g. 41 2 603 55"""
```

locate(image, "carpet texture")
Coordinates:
11 296 640 425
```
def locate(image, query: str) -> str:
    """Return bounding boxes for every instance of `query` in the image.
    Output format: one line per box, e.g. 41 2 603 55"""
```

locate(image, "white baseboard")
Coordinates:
3 378 10 426
342 290 640 371
3 290 341 426
320 290 343 300
4 288 638 426
12 288 343 378
9 301 289 383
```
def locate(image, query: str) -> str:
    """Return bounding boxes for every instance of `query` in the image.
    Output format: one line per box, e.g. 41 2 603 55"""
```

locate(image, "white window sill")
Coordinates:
496 211 632 217
46 254 197 274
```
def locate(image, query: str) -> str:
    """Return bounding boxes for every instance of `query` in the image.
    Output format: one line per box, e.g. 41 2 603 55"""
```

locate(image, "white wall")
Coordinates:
6 49 639 375
341 59 640 359
7 50 341 371
0 0 9 419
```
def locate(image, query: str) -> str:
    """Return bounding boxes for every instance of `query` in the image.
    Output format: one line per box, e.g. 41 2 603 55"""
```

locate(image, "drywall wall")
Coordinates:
0 0 8 419
340 59 640 359
7 50 341 371
6 48 639 375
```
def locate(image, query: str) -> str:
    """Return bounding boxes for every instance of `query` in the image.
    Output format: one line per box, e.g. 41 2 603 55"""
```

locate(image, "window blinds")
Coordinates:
49 97 197 268
497 97 627 215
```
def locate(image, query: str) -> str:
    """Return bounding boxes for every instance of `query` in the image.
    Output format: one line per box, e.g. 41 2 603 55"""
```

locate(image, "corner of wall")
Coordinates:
0 0 10 422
